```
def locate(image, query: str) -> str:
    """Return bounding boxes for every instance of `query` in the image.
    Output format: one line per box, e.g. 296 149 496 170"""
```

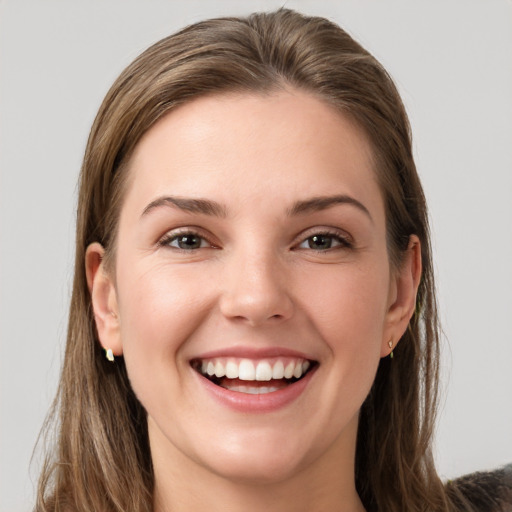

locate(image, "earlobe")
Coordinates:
85 243 123 356
381 235 422 357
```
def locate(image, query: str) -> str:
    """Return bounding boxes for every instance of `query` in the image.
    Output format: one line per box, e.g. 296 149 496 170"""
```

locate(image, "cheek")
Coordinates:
115 262 216 387
113 262 222 438
299 261 390 347
299 262 389 394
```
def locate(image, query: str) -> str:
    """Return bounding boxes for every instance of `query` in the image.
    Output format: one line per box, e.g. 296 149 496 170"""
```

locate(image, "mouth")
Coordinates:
191 356 317 395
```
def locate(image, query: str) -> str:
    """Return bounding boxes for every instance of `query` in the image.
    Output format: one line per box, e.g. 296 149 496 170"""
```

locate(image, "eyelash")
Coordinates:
158 229 217 252
158 228 353 253
295 230 353 252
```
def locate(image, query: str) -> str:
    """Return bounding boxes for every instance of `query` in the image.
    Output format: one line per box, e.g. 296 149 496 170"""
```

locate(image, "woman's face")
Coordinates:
91 90 416 484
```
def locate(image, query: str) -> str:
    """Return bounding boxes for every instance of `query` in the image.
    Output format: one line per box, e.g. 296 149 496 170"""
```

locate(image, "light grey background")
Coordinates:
1 1 511 510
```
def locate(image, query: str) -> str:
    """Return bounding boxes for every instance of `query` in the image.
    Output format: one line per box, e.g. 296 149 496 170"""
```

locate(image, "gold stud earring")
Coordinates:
388 340 394 359
105 348 115 362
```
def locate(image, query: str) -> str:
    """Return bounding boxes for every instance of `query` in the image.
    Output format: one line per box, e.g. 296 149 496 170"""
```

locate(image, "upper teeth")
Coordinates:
199 358 311 381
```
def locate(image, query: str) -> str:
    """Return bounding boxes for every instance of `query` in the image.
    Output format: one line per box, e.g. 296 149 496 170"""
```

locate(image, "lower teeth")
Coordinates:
220 384 283 394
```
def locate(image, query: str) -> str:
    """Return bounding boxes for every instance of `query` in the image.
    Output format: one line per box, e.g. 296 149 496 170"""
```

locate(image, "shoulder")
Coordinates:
446 464 512 512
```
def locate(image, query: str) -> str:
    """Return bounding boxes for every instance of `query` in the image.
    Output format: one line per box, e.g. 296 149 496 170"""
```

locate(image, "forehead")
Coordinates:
123 89 382 220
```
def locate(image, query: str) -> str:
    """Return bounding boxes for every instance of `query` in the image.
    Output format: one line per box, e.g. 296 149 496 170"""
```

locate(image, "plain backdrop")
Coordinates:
1 1 511 510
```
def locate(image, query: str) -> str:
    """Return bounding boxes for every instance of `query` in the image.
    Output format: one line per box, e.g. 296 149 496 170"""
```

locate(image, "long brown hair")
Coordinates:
36 9 472 511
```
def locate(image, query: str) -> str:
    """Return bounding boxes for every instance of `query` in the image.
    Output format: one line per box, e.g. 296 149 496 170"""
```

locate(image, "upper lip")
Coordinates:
190 346 315 362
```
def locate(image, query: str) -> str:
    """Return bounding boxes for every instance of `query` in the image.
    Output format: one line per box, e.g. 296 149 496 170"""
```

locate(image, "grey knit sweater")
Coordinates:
445 464 512 511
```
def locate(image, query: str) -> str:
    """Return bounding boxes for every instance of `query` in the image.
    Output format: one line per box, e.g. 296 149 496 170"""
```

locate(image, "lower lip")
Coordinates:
193 367 317 413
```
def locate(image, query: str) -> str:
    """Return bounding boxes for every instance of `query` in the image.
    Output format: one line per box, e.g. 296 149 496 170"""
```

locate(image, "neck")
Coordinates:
154 474 365 512
151 416 366 512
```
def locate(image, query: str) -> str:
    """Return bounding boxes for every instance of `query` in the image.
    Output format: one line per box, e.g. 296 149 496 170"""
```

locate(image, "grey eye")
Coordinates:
169 234 206 250
298 233 350 251
308 235 333 250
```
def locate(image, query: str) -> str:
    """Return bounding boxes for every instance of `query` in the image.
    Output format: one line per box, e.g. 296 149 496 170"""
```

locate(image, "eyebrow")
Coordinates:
141 196 227 218
287 195 373 221
141 194 372 221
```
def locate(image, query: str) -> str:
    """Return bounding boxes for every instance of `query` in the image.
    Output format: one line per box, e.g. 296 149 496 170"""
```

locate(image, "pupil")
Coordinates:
309 235 331 250
178 235 200 249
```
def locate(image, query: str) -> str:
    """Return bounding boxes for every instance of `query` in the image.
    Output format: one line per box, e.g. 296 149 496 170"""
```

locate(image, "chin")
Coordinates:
206 449 310 485
188 423 329 486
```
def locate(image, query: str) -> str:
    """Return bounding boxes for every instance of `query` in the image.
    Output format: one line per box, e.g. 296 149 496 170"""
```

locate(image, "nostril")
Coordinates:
218 271 294 325
227 311 290 327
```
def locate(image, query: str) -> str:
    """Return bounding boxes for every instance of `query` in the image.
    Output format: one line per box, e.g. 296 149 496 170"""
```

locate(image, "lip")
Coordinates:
192 361 318 413
192 346 313 361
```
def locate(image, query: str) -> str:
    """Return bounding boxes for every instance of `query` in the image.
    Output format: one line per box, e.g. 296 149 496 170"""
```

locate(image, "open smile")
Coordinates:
191 356 317 395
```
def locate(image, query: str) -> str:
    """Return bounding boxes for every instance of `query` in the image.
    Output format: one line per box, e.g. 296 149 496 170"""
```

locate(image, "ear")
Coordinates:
381 235 422 357
85 242 123 356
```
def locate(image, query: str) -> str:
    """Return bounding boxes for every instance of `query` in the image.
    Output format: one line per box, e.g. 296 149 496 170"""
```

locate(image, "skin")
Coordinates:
86 89 421 512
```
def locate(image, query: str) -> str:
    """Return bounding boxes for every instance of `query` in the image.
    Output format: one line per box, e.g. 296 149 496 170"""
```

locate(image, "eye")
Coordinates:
297 232 352 251
161 231 212 250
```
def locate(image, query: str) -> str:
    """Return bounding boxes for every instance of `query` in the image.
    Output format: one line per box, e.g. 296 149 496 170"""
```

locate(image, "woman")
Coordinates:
35 9 511 512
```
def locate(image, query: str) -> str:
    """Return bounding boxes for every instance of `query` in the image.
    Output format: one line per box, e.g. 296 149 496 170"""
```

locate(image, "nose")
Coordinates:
219 250 294 327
